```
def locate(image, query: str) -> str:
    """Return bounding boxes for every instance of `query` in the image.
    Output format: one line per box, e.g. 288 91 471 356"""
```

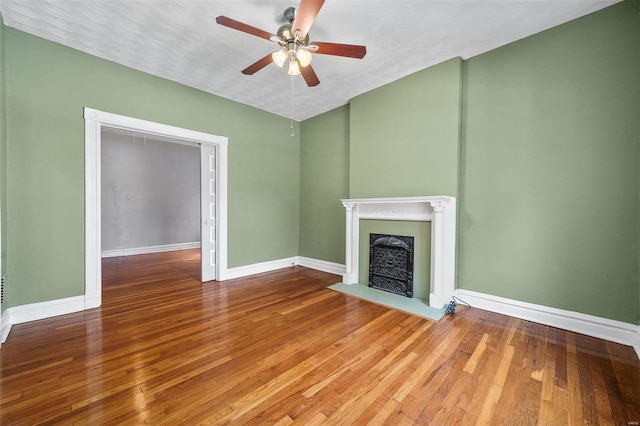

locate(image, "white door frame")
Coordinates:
200 143 218 282
84 107 228 309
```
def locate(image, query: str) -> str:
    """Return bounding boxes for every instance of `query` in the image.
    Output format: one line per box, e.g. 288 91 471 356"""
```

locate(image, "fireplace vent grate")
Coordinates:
369 234 414 298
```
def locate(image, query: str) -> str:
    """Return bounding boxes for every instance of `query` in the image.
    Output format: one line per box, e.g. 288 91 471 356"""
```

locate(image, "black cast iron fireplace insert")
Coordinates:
368 233 414 298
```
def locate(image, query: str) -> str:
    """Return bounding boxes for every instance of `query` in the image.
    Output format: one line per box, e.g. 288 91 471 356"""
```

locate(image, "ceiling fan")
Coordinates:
215 0 366 87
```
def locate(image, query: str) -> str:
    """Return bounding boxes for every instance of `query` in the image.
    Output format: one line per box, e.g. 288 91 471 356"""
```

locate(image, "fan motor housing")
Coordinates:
284 6 296 23
277 23 310 47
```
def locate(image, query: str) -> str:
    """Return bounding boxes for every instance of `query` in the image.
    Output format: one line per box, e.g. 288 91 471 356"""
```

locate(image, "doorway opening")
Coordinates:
101 128 201 259
84 108 228 309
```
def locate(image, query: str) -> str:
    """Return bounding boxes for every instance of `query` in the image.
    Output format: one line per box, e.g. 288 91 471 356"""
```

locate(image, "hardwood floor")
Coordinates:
1 249 639 425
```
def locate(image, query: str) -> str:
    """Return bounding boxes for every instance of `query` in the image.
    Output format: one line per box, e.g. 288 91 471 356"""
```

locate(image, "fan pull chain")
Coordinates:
290 76 295 137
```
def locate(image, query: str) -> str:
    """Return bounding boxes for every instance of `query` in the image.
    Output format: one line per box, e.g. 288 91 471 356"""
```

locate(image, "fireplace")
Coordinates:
369 234 414 297
340 196 456 309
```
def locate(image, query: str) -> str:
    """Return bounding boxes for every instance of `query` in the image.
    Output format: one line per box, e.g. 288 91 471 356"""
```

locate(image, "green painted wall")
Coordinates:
299 106 349 264
358 220 431 300
349 57 462 198
459 1 640 323
5 29 300 307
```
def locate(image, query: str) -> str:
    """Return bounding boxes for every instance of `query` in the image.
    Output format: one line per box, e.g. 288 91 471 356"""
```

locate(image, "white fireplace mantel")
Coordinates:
341 196 456 309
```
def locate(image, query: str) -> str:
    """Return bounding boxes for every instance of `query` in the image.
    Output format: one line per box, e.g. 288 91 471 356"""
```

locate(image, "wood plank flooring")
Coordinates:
1 249 639 424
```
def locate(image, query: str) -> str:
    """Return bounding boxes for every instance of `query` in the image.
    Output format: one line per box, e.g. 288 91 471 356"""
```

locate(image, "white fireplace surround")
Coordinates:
341 196 456 309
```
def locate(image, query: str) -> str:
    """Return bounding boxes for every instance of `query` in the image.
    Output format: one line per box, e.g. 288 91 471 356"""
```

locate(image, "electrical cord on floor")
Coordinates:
445 295 472 316
452 295 471 307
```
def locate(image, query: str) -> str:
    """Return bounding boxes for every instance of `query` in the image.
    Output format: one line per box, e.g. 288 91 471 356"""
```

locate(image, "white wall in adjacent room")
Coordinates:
101 129 200 252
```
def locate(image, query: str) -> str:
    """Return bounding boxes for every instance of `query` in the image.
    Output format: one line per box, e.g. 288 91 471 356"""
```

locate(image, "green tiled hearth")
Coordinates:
329 283 446 321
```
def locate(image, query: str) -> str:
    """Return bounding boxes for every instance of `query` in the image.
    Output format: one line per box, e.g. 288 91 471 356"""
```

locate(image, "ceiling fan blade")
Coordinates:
241 54 274 75
291 0 325 39
312 42 367 59
216 16 274 41
300 64 320 87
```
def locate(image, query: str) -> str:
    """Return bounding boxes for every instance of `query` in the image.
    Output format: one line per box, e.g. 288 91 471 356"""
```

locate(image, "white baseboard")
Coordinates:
1 295 87 343
2 259 637 361
101 241 200 258
225 256 345 280
0 255 342 342
6 295 86 325
15 254 639 360
226 257 298 280
455 289 640 359
1 308 11 344
85 294 102 310
297 257 345 276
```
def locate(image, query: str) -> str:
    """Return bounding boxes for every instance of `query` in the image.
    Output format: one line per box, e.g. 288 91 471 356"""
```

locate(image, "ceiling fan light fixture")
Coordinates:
288 59 301 76
216 2 367 88
272 49 288 67
296 48 312 67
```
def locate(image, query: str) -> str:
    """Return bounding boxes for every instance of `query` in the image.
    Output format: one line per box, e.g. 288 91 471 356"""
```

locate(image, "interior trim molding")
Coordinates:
1 309 11 344
1 295 86 344
0 256 340 341
225 256 346 280
2 258 637 361
226 257 298 280
0 256 343 342
84 107 229 310
101 242 201 258
297 257 346 276
455 288 640 359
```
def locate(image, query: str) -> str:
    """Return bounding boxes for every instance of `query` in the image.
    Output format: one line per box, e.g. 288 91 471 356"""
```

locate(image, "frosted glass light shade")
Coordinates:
288 59 301 75
296 49 312 67
272 49 287 67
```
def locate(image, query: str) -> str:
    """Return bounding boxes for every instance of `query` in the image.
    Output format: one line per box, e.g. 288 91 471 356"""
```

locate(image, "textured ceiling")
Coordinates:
0 0 618 121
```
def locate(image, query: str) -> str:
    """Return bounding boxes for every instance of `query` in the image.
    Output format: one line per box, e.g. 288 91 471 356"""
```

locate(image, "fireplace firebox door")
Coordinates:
368 234 414 298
